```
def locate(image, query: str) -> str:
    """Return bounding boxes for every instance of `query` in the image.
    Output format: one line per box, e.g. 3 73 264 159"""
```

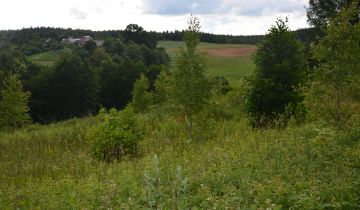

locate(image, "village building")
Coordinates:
61 36 104 47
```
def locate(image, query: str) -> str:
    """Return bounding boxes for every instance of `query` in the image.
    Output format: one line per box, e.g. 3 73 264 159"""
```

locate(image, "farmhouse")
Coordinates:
61 36 104 47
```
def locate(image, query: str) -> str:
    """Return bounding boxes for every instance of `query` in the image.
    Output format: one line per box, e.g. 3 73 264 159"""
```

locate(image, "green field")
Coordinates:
159 41 256 86
27 51 59 66
27 48 71 66
26 42 256 86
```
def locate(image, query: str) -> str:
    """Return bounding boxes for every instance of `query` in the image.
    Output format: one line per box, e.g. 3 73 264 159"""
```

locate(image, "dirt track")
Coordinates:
202 46 256 57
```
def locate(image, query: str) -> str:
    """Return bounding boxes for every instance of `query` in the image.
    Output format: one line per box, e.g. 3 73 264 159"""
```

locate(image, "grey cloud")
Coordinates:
70 7 88 20
142 0 306 16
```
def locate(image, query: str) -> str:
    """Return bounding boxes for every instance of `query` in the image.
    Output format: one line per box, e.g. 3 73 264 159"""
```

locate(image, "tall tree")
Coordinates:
246 19 306 127
311 4 360 129
50 52 99 120
0 73 31 130
98 58 146 109
171 16 210 138
307 0 360 28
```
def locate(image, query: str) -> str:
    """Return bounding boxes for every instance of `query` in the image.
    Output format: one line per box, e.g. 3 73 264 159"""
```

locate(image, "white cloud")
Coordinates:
70 7 88 20
0 0 309 35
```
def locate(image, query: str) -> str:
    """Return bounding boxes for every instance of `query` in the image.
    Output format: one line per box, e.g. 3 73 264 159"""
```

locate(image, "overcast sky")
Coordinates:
0 0 309 35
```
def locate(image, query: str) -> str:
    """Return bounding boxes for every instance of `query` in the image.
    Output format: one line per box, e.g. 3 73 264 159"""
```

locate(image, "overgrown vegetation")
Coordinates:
87 108 143 162
246 18 306 127
1 1 360 209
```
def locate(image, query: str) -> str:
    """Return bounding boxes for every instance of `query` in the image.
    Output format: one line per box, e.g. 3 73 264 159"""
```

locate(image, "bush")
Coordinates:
87 108 143 162
246 19 306 128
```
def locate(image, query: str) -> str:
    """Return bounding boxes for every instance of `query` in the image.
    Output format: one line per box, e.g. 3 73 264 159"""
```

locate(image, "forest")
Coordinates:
0 0 360 209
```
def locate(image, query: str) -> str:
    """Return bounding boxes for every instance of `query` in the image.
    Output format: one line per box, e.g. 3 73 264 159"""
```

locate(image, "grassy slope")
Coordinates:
1 41 359 208
0 105 359 209
27 51 60 66
159 41 256 86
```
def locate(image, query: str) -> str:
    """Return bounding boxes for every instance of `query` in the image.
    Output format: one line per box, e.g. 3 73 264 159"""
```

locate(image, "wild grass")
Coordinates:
1 92 359 209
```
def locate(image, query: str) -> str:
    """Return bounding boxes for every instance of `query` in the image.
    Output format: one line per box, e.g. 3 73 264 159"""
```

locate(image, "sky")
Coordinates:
0 0 309 35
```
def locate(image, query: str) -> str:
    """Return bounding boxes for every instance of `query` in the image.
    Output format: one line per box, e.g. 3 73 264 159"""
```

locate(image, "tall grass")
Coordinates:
1 99 359 209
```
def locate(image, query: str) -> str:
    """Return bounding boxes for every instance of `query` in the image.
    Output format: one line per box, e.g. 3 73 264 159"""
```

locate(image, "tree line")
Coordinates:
0 25 318 56
0 26 170 126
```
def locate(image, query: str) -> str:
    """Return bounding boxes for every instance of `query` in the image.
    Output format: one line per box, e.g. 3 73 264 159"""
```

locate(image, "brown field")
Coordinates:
201 46 256 57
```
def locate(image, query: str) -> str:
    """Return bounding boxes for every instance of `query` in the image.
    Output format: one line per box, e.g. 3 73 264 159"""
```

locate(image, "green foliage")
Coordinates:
131 74 153 113
1 114 360 209
210 76 232 95
154 69 171 106
98 58 147 110
124 24 158 49
307 0 360 28
308 3 360 129
0 73 31 130
87 108 143 162
171 16 210 118
83 40 97 54
0 44 26 77
51 52 99 120
184 15 201 55
246 19 306 127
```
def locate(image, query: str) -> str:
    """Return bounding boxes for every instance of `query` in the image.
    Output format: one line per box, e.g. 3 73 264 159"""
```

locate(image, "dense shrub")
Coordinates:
246 19 306 128
87 108 143 162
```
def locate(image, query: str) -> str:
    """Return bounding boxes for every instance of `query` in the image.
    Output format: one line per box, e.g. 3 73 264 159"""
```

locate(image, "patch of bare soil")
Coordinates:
202 47 256 57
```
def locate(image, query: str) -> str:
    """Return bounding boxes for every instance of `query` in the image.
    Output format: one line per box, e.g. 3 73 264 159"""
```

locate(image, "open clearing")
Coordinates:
159 41 256 86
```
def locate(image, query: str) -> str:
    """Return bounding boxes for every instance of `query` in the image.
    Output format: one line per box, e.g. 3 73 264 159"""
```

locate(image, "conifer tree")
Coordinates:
0 73 31 130
246 19 306 127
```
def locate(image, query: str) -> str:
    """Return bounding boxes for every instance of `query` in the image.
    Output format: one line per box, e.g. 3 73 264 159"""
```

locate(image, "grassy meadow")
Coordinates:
27 51 60 66
1 41 359 209
159 41 256 86
1 92 360 209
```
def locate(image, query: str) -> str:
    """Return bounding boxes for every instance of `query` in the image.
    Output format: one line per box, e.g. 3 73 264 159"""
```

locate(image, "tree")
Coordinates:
98 58 146 110
0 44 26 80
171 16 210 138
307 0 360 28
131 74 153 113
83 39 97 55
0 73 31 130
310 4 360 129
246 19 306 127
50 52 99 120
123 24 157 49
154 69 171 106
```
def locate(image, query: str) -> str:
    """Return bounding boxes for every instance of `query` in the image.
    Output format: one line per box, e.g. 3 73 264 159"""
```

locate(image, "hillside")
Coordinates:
1 6 360 209
2 41 360 208
1 97 359 209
